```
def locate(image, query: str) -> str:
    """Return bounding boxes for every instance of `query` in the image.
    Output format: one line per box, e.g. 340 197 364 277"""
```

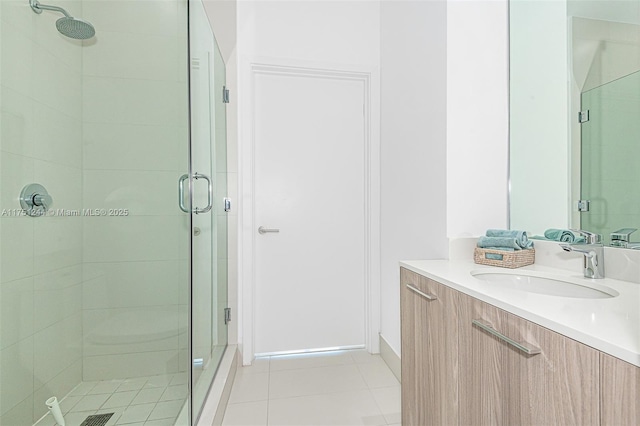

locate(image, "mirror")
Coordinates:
510 0 640 245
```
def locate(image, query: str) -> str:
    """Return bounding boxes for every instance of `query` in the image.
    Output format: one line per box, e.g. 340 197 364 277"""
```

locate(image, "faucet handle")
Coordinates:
571 229 602 244
611 228 637 247
611 228 636 241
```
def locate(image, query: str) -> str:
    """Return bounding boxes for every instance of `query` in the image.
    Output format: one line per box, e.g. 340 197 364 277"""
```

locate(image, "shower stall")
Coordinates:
0 0 229 424
580 70 640 243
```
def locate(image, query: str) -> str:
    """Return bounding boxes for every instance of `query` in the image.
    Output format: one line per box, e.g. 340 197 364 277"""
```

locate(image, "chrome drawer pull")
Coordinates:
405 284 438 301
472 319 541 355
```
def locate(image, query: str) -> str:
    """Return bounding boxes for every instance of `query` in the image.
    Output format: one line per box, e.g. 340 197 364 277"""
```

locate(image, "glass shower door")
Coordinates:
212 29 229 385
580 70 640 243
188 0 228 422
0 1 192 425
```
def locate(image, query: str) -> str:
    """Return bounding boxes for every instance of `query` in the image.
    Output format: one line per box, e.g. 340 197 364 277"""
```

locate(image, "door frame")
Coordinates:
238 57 380 366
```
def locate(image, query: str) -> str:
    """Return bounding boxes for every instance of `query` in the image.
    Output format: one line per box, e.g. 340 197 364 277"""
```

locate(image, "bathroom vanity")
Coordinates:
400 261 639 426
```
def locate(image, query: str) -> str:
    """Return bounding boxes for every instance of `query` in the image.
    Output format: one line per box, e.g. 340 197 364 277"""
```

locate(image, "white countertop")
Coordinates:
400 260 640 367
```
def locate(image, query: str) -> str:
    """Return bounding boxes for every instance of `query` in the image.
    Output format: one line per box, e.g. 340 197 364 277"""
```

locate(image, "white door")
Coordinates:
254 71 367 355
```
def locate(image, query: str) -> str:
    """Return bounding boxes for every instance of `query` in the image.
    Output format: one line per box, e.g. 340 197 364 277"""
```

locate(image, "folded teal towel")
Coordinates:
486 229 532 248
477 236 524 251
544 229 585 243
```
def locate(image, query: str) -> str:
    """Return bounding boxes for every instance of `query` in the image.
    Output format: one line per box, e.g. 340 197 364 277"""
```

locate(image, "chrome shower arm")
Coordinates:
29 0 95 39
29 0 71 18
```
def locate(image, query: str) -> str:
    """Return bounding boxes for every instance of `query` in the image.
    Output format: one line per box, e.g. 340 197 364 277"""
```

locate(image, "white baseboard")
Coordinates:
379 334 401 383
197 344 239 425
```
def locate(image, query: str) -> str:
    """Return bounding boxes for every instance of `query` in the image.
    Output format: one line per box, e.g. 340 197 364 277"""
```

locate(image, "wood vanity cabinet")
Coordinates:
458 292 600 426
600 353 640 425
400 268 459 426
400 267 632 426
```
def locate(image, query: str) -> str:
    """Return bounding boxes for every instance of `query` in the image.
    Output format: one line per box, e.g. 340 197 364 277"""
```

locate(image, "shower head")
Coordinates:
29 0 96 40
55 17 95 40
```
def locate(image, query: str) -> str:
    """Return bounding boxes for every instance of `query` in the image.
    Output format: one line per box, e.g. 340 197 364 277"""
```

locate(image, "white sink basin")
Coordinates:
470 269 619 299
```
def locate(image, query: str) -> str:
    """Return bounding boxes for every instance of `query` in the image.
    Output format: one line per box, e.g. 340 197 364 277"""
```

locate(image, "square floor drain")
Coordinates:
79 413 114 426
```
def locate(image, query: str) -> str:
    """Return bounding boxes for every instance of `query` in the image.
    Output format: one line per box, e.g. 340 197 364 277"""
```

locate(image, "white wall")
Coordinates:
0 0 84 423
237 1 380 67
203 0 237 61
379 0 448 358
574 18 640 92
446 0 509 237
509 0 568 235
569 0 640 24
378 0 510 359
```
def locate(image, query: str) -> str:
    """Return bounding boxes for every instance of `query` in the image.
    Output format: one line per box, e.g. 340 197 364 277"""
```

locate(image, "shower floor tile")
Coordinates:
34 373 188 426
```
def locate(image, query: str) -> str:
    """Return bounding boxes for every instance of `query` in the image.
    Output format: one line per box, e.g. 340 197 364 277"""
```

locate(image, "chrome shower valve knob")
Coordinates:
20 183 53 217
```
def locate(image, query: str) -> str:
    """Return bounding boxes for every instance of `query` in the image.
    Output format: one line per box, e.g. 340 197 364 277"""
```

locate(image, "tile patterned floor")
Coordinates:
34 373 188 426
222 350 401 426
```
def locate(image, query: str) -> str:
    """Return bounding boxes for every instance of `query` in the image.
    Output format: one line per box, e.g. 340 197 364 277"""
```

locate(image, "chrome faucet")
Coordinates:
560 230 605 279
610 228 638 248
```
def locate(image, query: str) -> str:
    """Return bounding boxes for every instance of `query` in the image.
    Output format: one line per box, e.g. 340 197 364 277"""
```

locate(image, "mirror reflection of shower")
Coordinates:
29 0 95 40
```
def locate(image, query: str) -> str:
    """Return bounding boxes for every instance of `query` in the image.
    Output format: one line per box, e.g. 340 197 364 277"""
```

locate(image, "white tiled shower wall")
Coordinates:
0 0 84 423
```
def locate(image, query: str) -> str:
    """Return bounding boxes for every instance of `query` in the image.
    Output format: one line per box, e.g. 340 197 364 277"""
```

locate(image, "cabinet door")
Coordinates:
400 268 458 426
400 268 420 425
459 293 600 426
600 353 640 425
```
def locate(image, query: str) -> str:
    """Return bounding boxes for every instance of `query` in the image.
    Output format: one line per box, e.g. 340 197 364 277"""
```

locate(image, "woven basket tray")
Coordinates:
474 247 535 269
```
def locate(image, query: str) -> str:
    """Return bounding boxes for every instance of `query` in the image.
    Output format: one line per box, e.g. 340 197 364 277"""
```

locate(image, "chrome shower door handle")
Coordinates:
178 174 189 213
193 172 213 214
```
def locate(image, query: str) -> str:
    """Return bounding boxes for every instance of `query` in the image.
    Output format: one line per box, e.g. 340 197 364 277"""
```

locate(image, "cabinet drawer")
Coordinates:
459 293 600 426
400 267 459 426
